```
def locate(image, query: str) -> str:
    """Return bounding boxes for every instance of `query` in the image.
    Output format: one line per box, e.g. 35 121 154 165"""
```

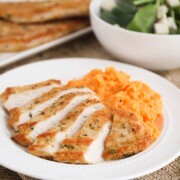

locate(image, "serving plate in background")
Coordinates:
0 27 91 68
0 58 180 180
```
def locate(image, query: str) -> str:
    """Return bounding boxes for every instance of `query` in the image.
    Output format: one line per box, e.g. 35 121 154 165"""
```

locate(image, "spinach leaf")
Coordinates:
127 4 157 33
114 0 137 26
112 6 137 26
169 7 180 34
133 0 155 6
173 6 180 20
101 10 119 25
101 0 137 27
116 0 137 14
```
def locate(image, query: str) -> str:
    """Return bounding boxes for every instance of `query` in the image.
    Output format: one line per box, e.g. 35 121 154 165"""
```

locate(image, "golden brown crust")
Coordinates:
0 19 89 52
55 109 112 164
0 0 90 23
9 108 20 128
55 137 93 164
55 151 85 163
28 130 57 159
12 121 37 146
8 87 62 128
13 93 81 146
28 99 99 158
0 79 61 103
103 110 153 160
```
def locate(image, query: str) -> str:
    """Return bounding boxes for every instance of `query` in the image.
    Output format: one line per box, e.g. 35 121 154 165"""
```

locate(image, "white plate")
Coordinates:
0 28 91 68
0 58 180 180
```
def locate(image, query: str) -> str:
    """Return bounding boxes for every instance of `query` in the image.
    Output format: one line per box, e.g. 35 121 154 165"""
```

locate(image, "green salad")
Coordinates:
100 0 180 34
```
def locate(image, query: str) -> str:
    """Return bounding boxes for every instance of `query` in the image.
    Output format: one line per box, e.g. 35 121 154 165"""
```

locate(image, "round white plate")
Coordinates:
0 58 180 180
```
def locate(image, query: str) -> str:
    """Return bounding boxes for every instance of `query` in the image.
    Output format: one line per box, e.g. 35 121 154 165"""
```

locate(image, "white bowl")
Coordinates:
90 0 180 71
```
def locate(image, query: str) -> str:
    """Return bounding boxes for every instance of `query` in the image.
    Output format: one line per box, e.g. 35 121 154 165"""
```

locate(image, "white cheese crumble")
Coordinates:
155 4 178 34
166 0 180 7
167 17 177 30
154 19 169 34
101 0 116 11
157 5 168 19
114 24 120 28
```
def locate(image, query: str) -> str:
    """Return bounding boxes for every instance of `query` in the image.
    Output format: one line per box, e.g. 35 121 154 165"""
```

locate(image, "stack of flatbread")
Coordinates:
0 0 90 52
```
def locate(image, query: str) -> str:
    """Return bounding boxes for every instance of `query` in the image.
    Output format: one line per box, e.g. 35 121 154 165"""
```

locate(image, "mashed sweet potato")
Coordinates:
67 67 162 140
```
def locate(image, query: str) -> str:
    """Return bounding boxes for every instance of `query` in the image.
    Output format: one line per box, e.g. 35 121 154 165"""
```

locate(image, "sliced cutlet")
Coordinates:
0 79 61 111
54 108 112 164
28 99 104 158
0 0 90 23
9 87 94 130
103 110 154 161
0 19 89 52
13 92 98 146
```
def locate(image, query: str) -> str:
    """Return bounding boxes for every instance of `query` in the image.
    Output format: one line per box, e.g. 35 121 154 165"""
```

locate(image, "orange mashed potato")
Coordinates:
67 67 162 140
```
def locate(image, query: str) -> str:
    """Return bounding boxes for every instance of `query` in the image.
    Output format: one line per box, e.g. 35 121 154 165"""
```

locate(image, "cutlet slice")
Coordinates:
103 110 154 160
0 79 61 111
13 93 98 146
9 87 94 130
0 0 90 23
28 100 104 159
54 109 112 164
0 19 89 52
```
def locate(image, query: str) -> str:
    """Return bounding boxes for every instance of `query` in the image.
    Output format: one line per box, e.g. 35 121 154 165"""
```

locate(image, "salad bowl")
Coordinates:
90 0 180 70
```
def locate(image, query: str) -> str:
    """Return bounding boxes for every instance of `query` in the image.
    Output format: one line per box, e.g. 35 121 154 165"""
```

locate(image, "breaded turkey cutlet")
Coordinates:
0 79 61 111
103 110 154 160
0 19 89 52
12 91 99 146
0 80 155 164
28 99 103 159
54 108 112 164
0 0 90 23
8 87 93 130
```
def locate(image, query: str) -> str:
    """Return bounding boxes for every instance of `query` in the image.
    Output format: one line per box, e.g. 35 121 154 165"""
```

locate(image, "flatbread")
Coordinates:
0 19 89 52
0 0 90 23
